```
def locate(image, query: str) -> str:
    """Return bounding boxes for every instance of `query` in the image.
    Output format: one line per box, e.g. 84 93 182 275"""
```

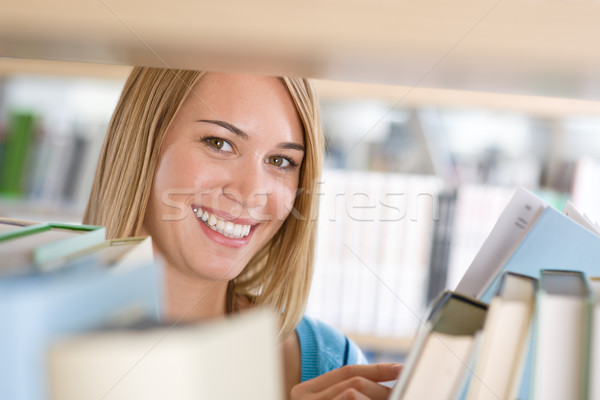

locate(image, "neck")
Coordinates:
162 261 230 323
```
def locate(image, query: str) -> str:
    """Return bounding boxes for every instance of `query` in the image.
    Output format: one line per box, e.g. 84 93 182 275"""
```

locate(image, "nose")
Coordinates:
222 158 270 210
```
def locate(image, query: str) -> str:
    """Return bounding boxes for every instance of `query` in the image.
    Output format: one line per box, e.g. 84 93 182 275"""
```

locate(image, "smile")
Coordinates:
192 206 251 239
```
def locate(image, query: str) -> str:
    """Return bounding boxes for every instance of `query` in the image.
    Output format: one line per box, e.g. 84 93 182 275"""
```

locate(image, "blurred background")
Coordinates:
2 0 600 366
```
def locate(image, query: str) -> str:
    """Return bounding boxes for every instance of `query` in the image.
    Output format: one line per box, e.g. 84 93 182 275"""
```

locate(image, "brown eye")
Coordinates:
208 138 224 149
205 137 233 152
269 156 283 166
266 156 291 168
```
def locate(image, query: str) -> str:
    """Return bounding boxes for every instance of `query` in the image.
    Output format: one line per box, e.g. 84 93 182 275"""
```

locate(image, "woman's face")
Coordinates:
144 73 305 281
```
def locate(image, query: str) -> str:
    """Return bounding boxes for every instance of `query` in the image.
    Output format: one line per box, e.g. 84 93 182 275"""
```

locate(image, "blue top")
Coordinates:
296 316 368 382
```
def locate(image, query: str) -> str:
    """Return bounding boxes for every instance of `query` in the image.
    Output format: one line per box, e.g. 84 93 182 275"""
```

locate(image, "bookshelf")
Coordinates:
2 0 600 101
3 0 600 373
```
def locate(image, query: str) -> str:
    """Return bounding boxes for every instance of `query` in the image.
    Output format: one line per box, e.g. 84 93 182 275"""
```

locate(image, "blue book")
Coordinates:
0 251 163 400
479 206 600 303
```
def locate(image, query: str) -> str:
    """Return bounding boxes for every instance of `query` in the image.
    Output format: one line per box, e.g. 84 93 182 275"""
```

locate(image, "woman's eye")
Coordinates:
267 156 290 168
206 137 233 152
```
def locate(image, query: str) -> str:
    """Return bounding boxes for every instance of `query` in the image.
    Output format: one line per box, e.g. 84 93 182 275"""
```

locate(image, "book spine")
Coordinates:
0 111 37 197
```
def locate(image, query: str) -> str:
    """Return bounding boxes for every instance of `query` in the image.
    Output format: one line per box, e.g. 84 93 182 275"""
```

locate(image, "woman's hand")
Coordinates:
290 363 402 400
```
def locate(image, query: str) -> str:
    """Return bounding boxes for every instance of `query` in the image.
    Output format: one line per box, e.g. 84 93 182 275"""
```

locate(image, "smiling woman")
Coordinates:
83 67 400 399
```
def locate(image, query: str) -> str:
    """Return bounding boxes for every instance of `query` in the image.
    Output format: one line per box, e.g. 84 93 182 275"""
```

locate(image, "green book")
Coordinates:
0 222 105 272
0 111 38 197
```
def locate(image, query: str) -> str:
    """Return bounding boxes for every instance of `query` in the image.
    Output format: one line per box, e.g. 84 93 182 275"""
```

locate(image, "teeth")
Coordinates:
194 206 252 239
233 224 242 237
208 214 217 227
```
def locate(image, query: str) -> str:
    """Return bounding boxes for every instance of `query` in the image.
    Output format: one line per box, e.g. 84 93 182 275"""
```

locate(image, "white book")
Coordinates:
48 308 282 400
465 272 537 400
389 291 488 400
454 187 546 299
532 270 590 400
589 277 600 400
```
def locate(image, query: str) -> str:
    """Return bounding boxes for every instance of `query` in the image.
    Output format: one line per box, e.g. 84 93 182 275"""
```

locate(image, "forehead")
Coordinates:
180 73 305 145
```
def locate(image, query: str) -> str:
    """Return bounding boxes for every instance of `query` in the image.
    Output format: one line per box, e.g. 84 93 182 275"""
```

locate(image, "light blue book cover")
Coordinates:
0 259 163 400
476 206 600 399
479 206 600 303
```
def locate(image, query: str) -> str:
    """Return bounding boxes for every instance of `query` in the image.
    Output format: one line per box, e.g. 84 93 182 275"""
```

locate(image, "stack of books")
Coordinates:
0 217 162 400
387 187 600 399
0 217 284 400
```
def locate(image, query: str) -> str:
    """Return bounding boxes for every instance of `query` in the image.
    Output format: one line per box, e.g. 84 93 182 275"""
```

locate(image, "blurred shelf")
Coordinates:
0 57 131 80
346 333 414 355
315 80 600 118
2 0 600 100
4 58 600 119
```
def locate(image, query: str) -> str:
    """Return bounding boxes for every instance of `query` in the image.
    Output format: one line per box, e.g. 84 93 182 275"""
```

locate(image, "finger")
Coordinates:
332 388 370 400
299 363 402 394
318 377 392 400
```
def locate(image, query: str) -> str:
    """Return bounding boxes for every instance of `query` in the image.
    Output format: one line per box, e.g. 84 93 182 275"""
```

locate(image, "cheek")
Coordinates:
272 182 300 221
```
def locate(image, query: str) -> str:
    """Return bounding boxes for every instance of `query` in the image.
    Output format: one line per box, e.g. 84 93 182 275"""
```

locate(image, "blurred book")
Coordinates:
47 308 282 400
464 272 537 400
588 277 600 400
426 190 456 304
0 216 39 234
307 169 441 340
389 291 487 400
0 233 161 400
0 111 38 197
532 270 590 400
445 184 517 291
563 200 600 236
0 221 105 274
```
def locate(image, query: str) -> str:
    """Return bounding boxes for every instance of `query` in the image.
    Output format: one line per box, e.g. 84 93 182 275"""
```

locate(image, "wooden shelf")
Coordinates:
2 0 600 100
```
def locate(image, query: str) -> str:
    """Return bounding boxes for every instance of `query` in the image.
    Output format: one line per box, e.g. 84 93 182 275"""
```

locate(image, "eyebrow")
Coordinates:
199 119 249 140
199 119 305 152
277 142 305 152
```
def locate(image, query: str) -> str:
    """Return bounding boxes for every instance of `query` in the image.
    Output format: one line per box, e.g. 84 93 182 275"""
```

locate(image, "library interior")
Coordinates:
2 1 600 399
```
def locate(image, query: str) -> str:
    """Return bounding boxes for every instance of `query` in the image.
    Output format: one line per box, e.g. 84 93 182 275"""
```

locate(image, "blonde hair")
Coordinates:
84 67 324 339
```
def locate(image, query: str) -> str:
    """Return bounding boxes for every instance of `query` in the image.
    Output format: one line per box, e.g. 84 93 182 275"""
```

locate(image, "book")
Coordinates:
389 291 488 400
478 206 600 303
454 187 546 299
464 272 537 400
589 277 600 400
532 270 591 400
47 308 282 400
0 221 105 273
0 111 38 197
0 216 39 234
59 236 154 271
563 200 600 236
0 238 161 400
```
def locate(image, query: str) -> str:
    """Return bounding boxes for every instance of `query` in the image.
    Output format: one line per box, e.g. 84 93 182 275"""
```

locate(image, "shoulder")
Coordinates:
296 315 368 382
